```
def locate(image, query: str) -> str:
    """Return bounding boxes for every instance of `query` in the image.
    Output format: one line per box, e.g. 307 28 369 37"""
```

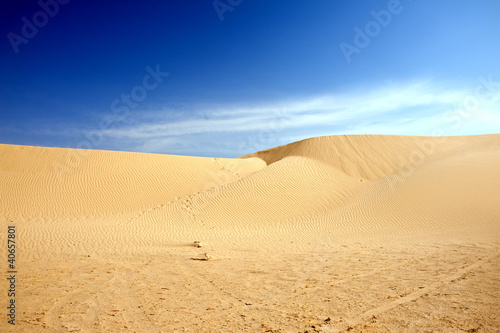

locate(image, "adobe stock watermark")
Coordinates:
339 0 410 64
52 64 169 178
7 0 71 54
387 74 500 191
184 107 290 219
238 108 291 155
184 158 242 220
213 0 243 21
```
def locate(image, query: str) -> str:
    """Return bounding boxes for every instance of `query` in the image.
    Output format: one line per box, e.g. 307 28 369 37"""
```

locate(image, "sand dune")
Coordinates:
1 134 499 332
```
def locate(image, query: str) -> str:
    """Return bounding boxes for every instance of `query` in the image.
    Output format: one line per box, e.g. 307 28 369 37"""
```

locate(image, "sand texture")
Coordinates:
1 134 499 332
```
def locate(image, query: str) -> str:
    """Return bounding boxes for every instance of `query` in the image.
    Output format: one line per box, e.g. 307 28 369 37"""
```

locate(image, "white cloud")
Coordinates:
103 79 497 136
36 78 500 156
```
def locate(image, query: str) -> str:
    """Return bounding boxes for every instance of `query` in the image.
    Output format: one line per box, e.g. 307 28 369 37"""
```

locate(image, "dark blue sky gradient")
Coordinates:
1 0 499 156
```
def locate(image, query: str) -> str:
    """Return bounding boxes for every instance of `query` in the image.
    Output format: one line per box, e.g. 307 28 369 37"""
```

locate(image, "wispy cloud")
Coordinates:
13 78 499 157
101 81 450 139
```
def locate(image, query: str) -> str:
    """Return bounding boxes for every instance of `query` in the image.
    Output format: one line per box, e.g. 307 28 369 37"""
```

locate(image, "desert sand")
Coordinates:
0 134 499 332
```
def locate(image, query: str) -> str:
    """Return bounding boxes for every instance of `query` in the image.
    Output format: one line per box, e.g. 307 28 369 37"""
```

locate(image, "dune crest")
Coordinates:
1 134 499 332
1 134 499 249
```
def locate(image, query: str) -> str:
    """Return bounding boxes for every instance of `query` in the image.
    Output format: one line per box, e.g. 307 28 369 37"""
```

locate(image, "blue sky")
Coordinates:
1 0 499 157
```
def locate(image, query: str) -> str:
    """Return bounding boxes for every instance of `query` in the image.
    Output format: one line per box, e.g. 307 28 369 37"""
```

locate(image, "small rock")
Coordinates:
191 253 211 261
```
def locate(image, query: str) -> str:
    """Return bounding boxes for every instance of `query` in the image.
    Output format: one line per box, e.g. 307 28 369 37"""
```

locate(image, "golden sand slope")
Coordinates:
0 144 265 219
0 135 499 332
241 134 500 243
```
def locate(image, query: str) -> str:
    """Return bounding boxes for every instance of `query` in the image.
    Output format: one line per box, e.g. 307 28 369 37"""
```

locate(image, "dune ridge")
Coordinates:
1 135 499 255
1 134 499 332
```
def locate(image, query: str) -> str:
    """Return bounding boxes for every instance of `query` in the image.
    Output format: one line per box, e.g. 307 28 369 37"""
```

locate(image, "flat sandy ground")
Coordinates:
1 134 499 332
